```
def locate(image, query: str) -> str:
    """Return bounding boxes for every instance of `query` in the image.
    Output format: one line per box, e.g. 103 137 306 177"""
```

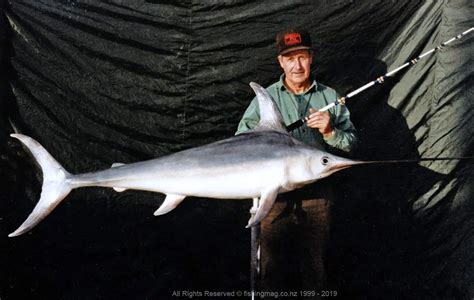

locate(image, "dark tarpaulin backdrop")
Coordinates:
1 0 473 299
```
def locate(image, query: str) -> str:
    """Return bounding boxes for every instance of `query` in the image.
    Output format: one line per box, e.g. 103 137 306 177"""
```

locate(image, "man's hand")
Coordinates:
307 108 334 138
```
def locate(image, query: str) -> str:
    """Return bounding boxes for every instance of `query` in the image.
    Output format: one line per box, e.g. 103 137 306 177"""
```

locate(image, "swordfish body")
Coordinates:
8 82 362 237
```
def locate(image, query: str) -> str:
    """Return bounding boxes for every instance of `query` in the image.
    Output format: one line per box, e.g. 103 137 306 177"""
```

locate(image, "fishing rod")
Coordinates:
286 27 474 132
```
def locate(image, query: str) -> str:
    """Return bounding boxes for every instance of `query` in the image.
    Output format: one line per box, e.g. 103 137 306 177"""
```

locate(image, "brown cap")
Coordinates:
276 28 312 55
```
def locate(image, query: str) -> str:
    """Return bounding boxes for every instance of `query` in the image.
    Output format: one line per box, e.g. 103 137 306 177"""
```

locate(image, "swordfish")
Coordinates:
9 82 365 237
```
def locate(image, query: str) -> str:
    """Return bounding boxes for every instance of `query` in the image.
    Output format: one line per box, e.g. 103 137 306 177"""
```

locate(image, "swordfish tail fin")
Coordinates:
9 134 73 237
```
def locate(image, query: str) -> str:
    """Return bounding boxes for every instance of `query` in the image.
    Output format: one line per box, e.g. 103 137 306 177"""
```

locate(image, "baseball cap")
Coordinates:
276 28 312 55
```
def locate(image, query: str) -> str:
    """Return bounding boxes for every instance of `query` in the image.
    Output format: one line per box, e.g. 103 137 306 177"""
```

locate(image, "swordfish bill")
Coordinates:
9 82 366 237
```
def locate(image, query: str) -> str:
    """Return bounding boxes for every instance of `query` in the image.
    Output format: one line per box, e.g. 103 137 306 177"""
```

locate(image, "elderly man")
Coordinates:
236 28 357 295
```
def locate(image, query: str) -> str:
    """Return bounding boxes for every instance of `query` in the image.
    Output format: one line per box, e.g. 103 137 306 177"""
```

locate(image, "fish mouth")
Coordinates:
328 163 353 172
331 160 366 170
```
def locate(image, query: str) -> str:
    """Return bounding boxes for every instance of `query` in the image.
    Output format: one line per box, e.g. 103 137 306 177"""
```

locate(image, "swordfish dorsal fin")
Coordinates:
249 82 287 132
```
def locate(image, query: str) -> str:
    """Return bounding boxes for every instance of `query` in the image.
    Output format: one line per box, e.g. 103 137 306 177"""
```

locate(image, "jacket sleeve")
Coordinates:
235 96 260 135
323 100 358 153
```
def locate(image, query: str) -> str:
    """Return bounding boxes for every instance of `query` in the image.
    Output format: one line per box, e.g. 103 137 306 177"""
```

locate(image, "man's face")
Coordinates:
278 49 313 86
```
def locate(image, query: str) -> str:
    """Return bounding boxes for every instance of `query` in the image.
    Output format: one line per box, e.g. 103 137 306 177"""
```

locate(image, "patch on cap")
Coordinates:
284 33 302 46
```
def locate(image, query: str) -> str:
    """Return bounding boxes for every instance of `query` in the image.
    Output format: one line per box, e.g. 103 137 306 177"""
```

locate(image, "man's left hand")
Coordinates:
307 109 333 137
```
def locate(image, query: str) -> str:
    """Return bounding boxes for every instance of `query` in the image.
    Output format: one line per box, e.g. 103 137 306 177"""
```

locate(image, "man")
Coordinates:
236 29 357 295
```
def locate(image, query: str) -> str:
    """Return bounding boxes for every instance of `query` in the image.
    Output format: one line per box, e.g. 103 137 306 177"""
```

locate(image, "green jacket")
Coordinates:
236 75 357 153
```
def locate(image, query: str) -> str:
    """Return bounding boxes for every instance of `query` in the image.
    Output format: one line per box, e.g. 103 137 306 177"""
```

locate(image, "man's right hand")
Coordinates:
307 108 333 137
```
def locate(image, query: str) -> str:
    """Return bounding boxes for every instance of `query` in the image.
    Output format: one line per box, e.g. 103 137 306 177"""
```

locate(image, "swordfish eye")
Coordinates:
321 156 330 166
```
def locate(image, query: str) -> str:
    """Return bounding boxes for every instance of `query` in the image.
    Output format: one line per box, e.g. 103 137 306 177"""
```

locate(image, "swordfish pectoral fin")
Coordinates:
246 187 279 228
153 194 186 216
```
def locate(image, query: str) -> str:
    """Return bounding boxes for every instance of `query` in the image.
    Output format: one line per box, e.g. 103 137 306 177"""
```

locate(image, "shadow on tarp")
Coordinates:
327 58 454 299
